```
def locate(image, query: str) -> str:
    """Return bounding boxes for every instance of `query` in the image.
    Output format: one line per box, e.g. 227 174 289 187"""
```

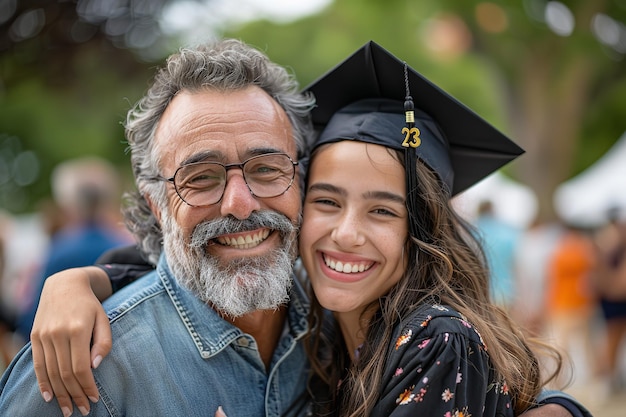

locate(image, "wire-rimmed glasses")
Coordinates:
151 153 298 207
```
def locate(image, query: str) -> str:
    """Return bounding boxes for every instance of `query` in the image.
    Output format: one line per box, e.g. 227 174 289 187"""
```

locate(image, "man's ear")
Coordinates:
145 194 162 225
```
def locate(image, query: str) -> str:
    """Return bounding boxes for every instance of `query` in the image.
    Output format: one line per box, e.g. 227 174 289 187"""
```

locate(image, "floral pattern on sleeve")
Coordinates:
370 304 514 417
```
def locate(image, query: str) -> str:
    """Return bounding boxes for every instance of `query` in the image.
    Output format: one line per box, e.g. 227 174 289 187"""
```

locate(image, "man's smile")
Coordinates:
215 228 272 249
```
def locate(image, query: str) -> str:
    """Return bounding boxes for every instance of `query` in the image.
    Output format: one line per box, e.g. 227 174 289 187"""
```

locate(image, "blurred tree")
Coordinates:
437 0 626 221
0 0 200 212
226 0 626 222
1 0 624 222
0 0 194 83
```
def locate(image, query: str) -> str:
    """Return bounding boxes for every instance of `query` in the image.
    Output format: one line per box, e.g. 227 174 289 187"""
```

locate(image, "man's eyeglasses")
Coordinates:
150 153 299 207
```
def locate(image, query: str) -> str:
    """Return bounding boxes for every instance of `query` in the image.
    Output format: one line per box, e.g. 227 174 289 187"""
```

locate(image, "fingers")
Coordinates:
32 311 76 416
31 312 112 417
44 336 78 417
91 306 112 370
68 319 102 410
215 406 228 417
45 324 94 416
32 335 53 404
30 269 106 416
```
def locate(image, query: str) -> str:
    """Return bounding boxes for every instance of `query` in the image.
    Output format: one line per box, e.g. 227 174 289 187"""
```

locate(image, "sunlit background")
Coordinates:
2 0 625 220
1 1 625 413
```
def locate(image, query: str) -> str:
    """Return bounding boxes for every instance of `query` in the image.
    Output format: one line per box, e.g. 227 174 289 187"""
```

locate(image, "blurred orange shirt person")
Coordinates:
545 227 597 315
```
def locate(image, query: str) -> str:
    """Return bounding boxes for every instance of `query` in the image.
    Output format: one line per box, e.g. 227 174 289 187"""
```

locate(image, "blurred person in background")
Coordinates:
474 199 521 309
511 219 563 337
0 211 23 372
15 156 132 340
544 222 599 390
592 206 626 392
11 198 72 319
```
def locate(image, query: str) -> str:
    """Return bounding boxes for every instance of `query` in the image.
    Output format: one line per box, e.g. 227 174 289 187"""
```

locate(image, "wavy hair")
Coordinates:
122 39 315 264
306 149 563 416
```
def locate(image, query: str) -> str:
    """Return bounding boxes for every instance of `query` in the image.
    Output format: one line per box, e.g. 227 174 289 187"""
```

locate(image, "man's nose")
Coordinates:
219 171 261 220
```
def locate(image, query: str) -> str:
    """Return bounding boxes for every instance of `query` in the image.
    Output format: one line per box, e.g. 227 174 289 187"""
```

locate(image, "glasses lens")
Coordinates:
174 163 225 206
172 154 296 207
244 154 295 198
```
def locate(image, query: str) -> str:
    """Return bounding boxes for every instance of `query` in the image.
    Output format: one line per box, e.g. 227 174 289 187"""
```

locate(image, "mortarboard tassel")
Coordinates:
401 62 426 244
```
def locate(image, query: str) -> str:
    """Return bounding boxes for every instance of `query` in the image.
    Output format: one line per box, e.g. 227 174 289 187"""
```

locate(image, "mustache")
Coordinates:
189 211 297 248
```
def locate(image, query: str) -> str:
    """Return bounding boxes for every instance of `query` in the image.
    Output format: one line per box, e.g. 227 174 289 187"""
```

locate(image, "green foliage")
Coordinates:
228 0 626 221
2 0 625 219
578 75 626 174
0 51 144 213
227 0 509 129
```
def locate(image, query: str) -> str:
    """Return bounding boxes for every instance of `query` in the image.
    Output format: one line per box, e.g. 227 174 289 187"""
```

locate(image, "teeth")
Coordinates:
216 229 270 249
324 255 372 274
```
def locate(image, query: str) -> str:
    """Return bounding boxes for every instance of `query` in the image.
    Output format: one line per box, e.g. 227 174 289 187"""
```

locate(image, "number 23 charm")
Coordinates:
401 127 421 148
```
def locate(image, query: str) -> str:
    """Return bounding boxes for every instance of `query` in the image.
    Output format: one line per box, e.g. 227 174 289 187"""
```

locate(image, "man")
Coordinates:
0 39 587 416
2 39 314 417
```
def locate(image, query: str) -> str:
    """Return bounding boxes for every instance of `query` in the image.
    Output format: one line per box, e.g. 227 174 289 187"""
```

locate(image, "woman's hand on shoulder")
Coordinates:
31 266 113 417
519 404 573 417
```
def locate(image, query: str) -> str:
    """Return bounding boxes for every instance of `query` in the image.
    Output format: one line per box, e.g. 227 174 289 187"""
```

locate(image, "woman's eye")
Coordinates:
372 208 397 217
316 199 337 206
308 197 338 208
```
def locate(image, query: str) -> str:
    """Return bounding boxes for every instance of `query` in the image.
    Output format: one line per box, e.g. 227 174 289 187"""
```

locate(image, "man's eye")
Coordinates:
184 173 221 188
256 165 278 173
248 164 282 177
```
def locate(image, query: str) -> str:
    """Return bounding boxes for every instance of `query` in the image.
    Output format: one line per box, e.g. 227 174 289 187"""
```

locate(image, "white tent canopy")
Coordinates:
554 131 626 228
454 171 538 229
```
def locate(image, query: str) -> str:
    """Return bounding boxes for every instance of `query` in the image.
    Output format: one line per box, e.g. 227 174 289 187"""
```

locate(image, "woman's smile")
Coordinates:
300 141 409 317
319 250 377 282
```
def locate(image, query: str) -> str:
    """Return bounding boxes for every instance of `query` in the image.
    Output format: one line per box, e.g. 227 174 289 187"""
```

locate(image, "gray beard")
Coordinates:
161 211 299 318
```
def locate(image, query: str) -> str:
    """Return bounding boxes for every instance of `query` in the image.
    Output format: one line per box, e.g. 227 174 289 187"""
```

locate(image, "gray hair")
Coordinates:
122 39 315 265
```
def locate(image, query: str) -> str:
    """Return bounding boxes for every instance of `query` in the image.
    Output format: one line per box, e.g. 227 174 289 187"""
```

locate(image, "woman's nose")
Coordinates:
330 212 366 248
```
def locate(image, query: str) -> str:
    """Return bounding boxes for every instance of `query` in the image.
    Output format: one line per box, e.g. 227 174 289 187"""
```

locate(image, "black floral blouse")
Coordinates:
370 304 514 417
97 248 515 416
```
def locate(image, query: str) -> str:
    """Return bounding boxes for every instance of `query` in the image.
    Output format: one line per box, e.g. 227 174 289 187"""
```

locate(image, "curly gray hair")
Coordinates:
122 39 315 265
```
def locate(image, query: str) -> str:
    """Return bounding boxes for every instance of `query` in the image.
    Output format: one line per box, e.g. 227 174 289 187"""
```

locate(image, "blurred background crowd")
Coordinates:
1 0 625 415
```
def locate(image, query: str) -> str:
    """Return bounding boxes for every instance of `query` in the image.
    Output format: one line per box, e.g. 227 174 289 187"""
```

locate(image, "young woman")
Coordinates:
295 43 562 414
29 42 575 417
298 98 548 416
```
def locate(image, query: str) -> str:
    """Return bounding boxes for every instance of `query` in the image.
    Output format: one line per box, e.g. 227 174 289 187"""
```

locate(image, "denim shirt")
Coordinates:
0 254 311 417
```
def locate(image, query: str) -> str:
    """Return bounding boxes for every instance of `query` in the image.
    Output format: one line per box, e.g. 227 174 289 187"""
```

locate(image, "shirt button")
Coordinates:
237 337 250 347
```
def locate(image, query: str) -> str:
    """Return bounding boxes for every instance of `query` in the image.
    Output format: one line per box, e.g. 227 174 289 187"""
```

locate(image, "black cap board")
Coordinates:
303 41 524 196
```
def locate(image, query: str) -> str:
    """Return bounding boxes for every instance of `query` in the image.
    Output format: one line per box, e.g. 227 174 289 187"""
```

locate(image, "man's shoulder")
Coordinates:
102 270 165 321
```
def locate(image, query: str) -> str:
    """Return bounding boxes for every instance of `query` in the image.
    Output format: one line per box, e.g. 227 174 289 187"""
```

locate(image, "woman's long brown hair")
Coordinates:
305 149 563 416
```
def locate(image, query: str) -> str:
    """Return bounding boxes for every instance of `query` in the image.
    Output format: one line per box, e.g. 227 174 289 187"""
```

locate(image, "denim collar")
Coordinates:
156 254 310 359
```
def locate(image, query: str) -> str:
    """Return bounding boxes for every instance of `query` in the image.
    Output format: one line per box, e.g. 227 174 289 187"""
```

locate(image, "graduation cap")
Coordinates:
303 41 523 197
